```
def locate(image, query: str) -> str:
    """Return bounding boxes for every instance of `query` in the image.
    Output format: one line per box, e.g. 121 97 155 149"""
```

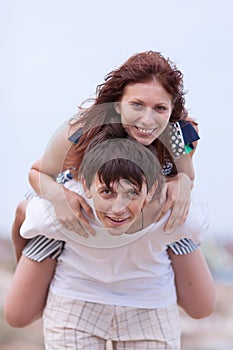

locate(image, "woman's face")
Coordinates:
116 80 173 145
82 175 154 235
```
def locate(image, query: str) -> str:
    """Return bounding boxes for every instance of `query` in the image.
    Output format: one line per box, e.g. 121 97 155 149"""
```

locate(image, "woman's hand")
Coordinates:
29 152 96 237
50 185 96 238
159 173 193 233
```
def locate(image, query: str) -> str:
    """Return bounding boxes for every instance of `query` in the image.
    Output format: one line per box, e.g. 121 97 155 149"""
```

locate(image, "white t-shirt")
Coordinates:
20 180 208 308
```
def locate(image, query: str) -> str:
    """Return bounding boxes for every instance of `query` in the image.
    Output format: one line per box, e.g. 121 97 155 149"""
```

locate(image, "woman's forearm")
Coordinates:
29 166 64 202
28 120 73 199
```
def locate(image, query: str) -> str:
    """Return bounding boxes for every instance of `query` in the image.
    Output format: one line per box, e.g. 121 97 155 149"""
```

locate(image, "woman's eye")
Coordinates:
130 102 143 109
156 105 166 112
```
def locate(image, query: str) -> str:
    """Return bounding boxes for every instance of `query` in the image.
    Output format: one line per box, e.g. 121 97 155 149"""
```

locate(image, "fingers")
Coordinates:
164 201 190 233
159 184 168 205
61 215 96 237
60 219 88 237
60 190 96 236
160 176 192 233
74 209 96 236
77 219 96 236
160 197 173 217
78 197 95 220
156 192 173 221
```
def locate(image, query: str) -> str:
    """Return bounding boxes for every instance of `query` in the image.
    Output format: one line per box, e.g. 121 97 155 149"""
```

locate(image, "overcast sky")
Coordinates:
1 0 233 240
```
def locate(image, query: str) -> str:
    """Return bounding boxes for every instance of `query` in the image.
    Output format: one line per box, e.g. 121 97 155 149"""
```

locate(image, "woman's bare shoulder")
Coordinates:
67 114 84 138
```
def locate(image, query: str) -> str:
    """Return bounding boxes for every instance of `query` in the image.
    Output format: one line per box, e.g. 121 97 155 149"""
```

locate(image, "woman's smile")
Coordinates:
134 125 158 136
117 80 173 145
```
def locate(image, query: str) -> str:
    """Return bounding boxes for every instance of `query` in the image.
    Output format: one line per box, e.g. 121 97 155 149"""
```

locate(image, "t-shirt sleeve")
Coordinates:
167 238 198 255
20 197 63 240
22 236 65 262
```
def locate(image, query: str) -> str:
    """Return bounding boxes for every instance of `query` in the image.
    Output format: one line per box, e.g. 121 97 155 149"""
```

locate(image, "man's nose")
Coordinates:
111 196 129 214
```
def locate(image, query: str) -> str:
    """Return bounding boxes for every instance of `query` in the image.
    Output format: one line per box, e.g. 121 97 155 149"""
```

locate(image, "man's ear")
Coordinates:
145 181 158 204
114 102 121 114
80 175 92 198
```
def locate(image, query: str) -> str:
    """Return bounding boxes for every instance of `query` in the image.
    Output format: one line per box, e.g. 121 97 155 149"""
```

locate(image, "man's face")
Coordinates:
83 175 151 235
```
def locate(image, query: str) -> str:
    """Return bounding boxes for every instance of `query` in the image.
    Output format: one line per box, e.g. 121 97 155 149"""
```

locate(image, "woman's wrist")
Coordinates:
177 172 194 189
41 181 64 203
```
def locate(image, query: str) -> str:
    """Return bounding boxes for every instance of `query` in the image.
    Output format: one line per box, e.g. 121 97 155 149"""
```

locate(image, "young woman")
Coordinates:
28 51 199 235
12 50 199 244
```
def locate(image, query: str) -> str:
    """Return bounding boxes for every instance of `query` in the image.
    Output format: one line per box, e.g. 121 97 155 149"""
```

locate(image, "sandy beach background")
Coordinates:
1 237 233 350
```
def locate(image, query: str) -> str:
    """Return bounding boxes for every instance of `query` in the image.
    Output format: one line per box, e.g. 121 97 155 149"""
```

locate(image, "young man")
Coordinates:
5 138 215 350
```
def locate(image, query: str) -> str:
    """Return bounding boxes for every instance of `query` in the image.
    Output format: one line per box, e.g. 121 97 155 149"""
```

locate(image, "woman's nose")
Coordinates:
140 107 156 125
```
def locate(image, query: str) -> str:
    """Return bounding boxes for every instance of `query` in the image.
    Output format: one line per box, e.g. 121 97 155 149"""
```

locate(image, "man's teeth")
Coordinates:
110 217 126 222
137 127 154 134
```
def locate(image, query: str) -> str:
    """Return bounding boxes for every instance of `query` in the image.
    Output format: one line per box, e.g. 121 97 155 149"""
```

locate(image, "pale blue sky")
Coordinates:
1 0 233 239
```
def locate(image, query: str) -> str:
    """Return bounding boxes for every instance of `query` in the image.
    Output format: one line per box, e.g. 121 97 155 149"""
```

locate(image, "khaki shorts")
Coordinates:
43 291 181 350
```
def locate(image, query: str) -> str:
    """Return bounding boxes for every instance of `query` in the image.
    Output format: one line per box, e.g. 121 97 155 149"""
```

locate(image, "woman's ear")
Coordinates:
114 102 121 114
80 175 92 198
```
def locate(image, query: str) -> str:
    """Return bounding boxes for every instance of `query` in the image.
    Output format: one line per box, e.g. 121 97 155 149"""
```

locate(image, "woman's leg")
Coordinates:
4 255 56 327
11 200 29 262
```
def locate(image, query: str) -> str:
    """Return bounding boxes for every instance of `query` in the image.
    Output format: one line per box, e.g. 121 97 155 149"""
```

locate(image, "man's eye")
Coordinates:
128 189 138 197
102 189 112 195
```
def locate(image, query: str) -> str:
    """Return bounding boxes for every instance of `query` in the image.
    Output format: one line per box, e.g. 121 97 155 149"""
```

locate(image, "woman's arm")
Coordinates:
4 255 56 327
29 121 94 235
161 171 193 232
169 247 216 319
161 120 199 232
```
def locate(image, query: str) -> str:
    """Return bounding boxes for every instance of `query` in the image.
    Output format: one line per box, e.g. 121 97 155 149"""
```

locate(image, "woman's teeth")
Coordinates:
136 127 154 134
